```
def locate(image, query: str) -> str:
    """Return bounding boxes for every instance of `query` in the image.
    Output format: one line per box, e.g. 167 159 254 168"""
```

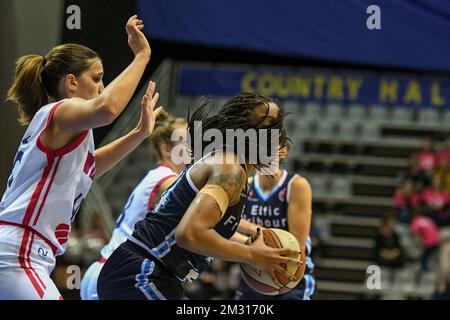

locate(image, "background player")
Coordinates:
234 143 315 300
97 93 302 300
80 111 187 300
0 15 161 299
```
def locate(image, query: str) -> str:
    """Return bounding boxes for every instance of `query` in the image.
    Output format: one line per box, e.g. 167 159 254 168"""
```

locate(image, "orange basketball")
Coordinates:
240 228 306 295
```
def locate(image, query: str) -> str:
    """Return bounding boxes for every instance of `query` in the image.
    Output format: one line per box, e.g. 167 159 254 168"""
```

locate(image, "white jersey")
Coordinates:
0 100 95 257
100 165 176 259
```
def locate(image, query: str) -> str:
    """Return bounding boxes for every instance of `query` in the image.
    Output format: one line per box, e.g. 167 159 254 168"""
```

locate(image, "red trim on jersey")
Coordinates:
36 100 89 158
22 157 54 226
26 232 47 290
98 258 107 264
18 230 45 298
0 221 58 255
147 175 177 211
32 157 61 226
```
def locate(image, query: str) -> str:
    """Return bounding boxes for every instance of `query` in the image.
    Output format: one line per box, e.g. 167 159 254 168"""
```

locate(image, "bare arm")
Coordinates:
176 163 249 261
287 176 312 253
41 15 151 151
230 231 250 244
149 176 177 208
94 82 162 179
175 162 299 282
237 219 260 236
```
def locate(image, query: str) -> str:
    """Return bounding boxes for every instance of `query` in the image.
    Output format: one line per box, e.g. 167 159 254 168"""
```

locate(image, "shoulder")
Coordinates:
289 174 311 193
206 153 247 204
205 152 246 180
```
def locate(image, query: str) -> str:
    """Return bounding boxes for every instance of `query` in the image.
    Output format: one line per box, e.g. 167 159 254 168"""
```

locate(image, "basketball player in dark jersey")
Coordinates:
97 93 302 300
234 144 315 300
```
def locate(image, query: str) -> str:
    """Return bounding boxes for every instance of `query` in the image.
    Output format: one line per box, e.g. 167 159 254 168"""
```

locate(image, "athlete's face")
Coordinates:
250 102 283 175
253 102 280 127
73 59 105 99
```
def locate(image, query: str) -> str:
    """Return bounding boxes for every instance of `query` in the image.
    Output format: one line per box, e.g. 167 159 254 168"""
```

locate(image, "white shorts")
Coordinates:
0 224 61 300
80 260 105 300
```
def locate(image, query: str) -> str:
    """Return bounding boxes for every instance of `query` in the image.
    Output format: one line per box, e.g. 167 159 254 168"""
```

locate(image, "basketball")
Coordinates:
240 228 306 296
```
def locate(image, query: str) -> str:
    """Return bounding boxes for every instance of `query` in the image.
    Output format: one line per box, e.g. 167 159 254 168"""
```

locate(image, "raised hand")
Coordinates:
135 81 163 138
126 15 151 60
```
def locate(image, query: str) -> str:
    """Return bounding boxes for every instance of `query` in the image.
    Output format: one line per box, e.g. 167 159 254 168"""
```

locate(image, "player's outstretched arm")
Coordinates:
94 81 162 179
45 15 151 149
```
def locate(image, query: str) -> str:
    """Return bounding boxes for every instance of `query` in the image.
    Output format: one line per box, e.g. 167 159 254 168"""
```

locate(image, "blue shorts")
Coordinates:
97 241 185 300
235 274 316 300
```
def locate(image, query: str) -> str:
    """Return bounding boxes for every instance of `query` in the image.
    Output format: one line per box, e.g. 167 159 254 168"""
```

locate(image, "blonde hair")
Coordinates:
6 43 99 125
150 110 187 160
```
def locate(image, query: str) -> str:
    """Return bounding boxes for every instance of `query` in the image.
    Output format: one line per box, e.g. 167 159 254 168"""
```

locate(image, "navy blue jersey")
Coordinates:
241 170 315 297
129 160 247 283
242 170 295 229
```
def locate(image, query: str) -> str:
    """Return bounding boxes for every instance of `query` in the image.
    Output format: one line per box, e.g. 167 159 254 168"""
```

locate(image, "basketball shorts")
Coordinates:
97 240 185 300
0 224 62 300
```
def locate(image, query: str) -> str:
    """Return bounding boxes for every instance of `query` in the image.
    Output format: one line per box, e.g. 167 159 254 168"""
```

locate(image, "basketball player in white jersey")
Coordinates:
80 112 187 300
0 15 162 300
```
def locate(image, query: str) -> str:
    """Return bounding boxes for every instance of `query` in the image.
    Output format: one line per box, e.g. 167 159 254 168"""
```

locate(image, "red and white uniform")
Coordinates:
0 100 95 299
80 165 176 300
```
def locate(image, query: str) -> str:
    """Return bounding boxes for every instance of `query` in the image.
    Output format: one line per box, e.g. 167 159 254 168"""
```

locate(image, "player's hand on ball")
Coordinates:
126 14 151 60
135 81 163 138
248 228 302 288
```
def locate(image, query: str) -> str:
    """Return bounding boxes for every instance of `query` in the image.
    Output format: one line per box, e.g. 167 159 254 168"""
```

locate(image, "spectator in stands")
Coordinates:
411 210 440 270
434 158 450 194
398 154 431 190
433 228 450 300
436 136 450 169
375 213 404 269
393 179 421 223
421 176 450 226
416 138 436 176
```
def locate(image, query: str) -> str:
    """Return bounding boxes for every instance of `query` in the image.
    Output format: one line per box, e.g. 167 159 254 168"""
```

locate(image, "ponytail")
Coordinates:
6 43 99 126
6 55 48 125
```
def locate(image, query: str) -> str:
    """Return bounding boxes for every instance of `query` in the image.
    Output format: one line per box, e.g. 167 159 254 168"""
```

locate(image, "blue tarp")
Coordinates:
138 0 450 73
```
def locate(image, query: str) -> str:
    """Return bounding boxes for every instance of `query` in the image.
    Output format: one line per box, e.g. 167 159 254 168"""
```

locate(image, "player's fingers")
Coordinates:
269 269 282 288
274 265 293 280
146 81 156 98
153 106 164 118
277 247 300 257
126 15 138 31
150 92 159 108
276 255 301 266
140 94 149 108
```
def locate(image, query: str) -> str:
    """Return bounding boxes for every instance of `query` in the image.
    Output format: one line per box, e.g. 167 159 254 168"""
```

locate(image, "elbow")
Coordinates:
96 94 120 125
175 227 198 250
